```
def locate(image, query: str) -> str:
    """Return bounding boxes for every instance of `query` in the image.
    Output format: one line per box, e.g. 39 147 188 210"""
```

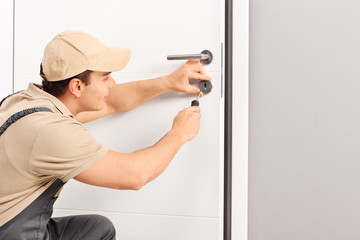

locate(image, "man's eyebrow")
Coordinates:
102 72 112 76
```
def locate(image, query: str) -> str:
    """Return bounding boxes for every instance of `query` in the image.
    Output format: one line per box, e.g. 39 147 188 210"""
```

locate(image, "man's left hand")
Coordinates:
163 59 212 95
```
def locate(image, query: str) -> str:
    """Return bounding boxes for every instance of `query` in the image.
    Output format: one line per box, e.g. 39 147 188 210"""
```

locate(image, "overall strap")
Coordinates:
0 91 21 107
0 107 53 137
0 178 65 240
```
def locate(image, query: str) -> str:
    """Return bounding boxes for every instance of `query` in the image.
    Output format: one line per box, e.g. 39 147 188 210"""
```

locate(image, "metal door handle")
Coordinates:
167 50 213 65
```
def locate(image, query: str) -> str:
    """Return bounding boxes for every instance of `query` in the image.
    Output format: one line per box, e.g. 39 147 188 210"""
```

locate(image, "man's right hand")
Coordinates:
170 106 201 144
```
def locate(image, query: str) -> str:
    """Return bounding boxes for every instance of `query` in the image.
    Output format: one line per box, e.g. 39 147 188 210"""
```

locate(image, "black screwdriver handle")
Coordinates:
191 100 199 107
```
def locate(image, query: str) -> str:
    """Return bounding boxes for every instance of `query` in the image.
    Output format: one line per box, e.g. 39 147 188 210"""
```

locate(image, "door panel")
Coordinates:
14 0 224 238
54 209 220 240
14 0 221 91
57 73 222 218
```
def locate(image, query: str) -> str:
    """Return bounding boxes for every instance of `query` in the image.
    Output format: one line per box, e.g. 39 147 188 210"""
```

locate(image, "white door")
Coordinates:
14 1 225 239
0 1 13 99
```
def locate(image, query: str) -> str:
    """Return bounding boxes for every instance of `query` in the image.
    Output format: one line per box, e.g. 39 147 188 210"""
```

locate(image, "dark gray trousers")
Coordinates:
0 179 116 240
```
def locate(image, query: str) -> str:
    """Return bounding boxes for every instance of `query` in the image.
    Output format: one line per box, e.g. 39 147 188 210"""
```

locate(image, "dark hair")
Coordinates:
40 64 92 97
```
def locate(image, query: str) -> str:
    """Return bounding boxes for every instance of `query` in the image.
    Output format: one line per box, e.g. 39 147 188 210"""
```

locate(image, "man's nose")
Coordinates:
109 75 116 88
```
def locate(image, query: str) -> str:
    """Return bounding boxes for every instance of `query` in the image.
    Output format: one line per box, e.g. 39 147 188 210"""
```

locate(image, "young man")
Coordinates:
0 30 211 239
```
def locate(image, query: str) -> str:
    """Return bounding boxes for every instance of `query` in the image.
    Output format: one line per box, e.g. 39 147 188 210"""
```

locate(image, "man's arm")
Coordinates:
74 106 201 190
75 60 211 123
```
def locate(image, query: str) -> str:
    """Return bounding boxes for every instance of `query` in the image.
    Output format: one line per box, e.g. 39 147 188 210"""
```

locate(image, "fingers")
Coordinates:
172 106 201 142
188 106 201 112
185 85 202 95
188 71 212 81
165 59 211 94
186 59 206 74
185 60 212 81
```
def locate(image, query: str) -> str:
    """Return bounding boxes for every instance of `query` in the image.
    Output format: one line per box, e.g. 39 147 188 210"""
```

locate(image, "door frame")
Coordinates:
224 0 233 239
226 0 249 240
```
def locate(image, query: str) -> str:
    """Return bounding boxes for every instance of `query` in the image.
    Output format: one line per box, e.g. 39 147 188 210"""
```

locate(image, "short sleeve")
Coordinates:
30 117 108 182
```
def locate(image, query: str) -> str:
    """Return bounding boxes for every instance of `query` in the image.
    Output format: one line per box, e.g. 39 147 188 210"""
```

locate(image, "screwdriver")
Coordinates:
191 91 202 107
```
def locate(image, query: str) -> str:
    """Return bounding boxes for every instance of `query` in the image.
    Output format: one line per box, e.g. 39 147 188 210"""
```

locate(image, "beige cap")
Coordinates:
41 30 131 82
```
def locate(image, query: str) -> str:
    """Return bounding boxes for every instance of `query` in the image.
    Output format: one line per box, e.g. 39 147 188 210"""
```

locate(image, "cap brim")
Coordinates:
89 47 131 72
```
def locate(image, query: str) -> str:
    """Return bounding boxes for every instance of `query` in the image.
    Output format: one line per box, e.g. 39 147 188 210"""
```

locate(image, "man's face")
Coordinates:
80 71 115 111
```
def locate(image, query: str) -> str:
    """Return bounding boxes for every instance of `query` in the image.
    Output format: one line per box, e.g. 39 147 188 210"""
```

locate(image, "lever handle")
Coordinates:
167 50 213 65
167 54 208 61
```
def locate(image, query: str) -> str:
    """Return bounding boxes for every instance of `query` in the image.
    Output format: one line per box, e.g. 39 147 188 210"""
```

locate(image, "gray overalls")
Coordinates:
0 94 116 240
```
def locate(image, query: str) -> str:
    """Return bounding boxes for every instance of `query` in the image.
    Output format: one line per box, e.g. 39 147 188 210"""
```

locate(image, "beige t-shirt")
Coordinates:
0 83 108 227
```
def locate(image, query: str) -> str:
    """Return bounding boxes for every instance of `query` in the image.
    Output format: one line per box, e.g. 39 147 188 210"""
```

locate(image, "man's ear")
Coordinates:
68 78 83 98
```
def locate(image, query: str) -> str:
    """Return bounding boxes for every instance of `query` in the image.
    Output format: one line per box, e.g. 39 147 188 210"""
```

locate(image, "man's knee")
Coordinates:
90 215 116 239
49 214 116 240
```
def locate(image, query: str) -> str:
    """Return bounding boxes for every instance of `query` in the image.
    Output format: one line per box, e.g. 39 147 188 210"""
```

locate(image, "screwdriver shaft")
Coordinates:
191 91 202 107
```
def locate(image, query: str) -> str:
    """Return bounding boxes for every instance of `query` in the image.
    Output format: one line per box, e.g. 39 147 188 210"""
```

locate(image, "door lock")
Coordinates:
167 50 213 65
167 50 213 95
198 80 212 95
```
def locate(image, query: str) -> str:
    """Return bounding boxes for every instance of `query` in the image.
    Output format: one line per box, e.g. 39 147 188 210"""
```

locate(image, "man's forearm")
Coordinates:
74 106 200 190
73 130 184 190
127 129 184 187
128 106 200 187
107 76 169 113
76 60 209 123
107 60 210 113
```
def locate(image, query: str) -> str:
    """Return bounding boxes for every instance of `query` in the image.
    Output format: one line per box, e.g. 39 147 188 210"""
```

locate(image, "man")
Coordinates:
0 30 211 239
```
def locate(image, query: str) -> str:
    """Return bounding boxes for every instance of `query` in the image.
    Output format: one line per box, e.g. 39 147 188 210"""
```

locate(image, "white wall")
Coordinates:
249 0 360 239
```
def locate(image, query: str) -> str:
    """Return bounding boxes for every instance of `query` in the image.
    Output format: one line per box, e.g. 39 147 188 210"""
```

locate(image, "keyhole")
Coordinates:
198 80 212 94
